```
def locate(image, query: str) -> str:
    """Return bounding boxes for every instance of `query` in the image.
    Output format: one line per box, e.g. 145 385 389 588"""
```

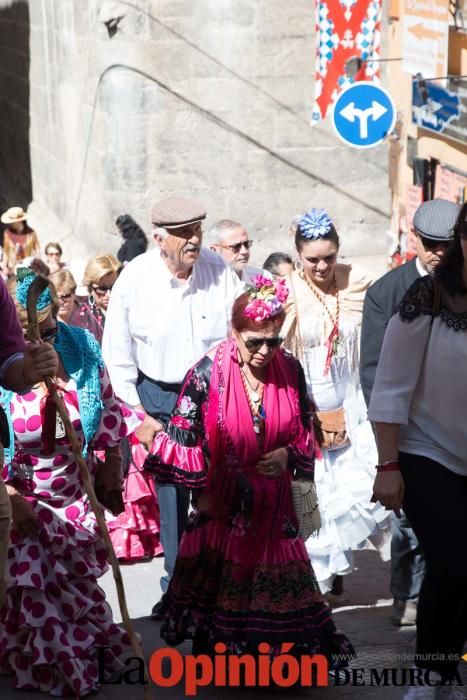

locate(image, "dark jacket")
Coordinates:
360 258 421 407
117 238 147 265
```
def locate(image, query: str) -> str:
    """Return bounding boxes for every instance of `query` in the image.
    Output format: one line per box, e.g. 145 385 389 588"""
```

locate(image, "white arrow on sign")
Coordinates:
339 100 388 138
427 99 442 113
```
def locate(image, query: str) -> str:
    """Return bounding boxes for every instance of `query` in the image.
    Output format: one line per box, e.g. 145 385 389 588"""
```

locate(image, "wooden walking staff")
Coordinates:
26 275 152 699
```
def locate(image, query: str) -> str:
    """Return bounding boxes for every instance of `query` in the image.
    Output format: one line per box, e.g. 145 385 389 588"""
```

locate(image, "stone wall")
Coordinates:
0 0 391 266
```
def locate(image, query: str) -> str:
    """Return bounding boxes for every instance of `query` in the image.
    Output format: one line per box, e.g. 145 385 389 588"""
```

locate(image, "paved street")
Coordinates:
1 548 466 699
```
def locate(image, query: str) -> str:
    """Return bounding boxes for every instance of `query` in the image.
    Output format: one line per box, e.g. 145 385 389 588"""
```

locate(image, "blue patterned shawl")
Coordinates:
53 322 104 456
0 322 104 465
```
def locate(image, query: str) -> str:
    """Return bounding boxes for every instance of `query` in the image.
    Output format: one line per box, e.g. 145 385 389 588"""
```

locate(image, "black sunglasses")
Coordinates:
242 336 283 351
40 326 58 342
58 293 73 301
419 235 451 251
92 283 114 295
220 240 254 254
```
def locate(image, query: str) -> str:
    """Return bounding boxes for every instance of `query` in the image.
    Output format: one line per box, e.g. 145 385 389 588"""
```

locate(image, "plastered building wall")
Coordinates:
0 0 391 264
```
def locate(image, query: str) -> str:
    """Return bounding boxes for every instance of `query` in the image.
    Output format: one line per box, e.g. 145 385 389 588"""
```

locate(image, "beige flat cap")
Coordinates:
151 196 206 229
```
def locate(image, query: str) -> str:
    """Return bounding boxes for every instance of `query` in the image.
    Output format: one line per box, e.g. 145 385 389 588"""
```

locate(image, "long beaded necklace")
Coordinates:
239 367 266 435
300 270 341 375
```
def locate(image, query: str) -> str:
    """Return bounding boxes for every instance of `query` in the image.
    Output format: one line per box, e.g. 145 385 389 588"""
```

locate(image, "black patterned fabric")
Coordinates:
397 275 467 331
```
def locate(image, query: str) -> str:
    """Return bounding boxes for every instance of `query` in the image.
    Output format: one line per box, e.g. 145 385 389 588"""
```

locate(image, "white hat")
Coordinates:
1 206 28 225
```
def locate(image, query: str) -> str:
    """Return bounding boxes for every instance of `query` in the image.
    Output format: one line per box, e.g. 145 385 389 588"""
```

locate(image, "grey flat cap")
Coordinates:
151 196 206 229
413 198 460 240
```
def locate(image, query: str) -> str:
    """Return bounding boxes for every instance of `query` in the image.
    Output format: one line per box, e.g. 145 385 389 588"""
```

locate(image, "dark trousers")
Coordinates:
400 452 467 679
136 372 190 593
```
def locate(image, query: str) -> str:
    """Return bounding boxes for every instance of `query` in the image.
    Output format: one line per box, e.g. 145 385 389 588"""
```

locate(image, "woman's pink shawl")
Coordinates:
204 338 313 557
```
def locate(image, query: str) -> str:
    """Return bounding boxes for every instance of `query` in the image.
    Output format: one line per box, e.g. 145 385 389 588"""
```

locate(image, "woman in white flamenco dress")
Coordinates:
283 208 390 596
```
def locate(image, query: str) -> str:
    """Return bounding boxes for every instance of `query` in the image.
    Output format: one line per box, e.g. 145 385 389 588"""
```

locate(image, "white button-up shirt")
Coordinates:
415 257 428 278
103 247 243 406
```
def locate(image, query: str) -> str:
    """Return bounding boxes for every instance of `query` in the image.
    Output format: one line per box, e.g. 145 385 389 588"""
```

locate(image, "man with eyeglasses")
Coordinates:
0 277 58 604
360 197 460 627
103 196 242 617
206 219 271 286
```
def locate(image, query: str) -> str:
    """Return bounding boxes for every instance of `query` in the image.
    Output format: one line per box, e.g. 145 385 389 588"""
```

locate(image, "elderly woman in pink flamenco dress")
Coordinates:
149 276 355 668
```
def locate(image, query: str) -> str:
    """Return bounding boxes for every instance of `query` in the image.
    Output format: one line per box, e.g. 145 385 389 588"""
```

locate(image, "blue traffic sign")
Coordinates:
412 80 460 134
332 82 396 149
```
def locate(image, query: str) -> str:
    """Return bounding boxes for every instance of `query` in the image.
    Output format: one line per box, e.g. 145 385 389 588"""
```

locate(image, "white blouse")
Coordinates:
368 308 467 476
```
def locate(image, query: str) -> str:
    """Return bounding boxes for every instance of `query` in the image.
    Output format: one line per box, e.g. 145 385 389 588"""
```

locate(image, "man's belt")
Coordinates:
136 371 182 394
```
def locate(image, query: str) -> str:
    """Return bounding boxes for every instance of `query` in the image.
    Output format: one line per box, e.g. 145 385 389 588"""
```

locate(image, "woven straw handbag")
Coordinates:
291 478 321 541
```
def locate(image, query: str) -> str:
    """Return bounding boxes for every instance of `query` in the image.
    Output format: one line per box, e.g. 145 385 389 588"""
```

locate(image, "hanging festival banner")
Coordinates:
311 0 382 124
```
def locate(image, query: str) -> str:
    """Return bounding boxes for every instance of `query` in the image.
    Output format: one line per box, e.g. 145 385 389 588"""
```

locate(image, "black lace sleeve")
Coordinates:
165 356 212 446
396 275 435 322
296 360 313 431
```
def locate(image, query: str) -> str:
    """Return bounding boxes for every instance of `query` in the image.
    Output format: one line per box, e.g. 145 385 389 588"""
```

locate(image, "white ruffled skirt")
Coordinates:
305 419 390 594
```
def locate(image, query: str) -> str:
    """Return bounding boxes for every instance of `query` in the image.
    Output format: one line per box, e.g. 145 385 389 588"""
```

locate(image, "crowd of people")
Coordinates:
0 195 465 698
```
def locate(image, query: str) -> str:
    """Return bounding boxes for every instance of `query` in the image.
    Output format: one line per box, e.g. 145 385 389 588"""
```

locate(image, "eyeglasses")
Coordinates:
241 336 283 351
46 251 60 257
58 292 73 301
219 240 254 254
40 326 58 342
92 283 114 295
419 235 451 251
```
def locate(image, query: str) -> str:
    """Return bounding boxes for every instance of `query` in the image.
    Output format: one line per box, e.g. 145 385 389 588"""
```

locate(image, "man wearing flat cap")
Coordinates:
360 197 460 627
103 196 242 615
